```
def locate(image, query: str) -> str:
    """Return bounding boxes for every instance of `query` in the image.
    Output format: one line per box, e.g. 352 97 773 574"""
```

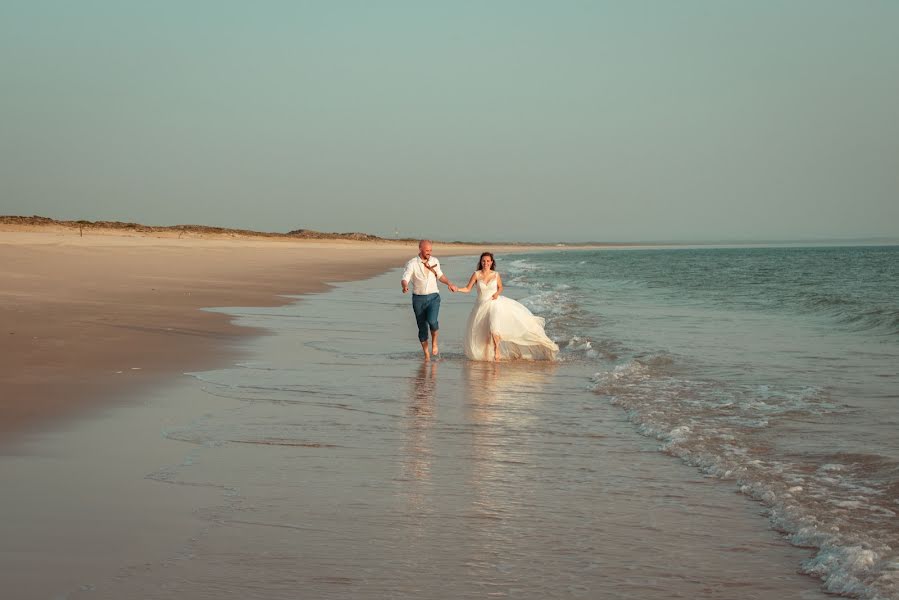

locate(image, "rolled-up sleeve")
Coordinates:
433 259 444 279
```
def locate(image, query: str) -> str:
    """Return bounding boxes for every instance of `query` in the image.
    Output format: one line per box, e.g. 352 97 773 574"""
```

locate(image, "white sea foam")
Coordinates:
566 337 592 351
820 463 847 472
505 259 540 274
591 356 899 600
520 291 569 317
505 246 899 599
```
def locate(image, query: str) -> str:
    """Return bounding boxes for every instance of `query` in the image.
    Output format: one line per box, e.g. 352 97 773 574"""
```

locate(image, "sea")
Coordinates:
509 244 899 599
40 243 897 600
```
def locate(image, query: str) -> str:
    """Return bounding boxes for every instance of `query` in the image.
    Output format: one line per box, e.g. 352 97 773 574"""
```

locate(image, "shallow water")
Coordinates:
4 249 888 598
48 258 835 599
509 245 899 599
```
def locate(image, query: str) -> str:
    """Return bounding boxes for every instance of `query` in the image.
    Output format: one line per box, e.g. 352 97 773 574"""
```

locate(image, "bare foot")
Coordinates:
431 343 439 358
494 349 501 361
423 351 430 361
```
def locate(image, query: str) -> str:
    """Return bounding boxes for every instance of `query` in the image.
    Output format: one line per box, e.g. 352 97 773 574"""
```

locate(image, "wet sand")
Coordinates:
0 257 832 599
0 227 523 439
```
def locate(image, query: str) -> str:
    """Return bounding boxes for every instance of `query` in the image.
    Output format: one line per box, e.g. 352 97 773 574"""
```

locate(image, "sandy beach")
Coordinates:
0 229 839 599
0 225 528 597
0 225 530 439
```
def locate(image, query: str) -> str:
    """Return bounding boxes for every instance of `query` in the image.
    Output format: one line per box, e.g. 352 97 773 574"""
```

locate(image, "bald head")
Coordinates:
418 239 433 260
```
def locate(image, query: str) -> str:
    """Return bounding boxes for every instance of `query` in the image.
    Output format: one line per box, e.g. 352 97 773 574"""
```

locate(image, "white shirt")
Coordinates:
402 256 444 295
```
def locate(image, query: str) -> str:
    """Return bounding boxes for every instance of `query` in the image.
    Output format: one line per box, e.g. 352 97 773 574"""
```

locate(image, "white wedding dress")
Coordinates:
463 275 559 361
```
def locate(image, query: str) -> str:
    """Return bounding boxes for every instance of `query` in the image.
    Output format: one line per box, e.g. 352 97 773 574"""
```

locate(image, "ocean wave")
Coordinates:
519 290 572 317
798 293 899 336
505 259 542 275
592 356 899 600
835 306 899 336
562 335 599 359
516 289 605 355
526 245 899 340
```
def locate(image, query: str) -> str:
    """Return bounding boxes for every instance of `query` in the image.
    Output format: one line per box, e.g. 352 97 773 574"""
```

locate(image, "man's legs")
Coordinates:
430 329 439 357
412 294 437 360
425 294 440 357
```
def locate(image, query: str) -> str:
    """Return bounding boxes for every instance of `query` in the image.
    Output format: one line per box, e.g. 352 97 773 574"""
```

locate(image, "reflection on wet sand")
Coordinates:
462 361 558 590
398 359 558 526
464 360 556 420
398 360 438 516
395 358 561 593
462 361 556 517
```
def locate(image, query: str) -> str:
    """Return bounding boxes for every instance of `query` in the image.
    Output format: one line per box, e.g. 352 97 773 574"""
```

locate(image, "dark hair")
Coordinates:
477 252 496 271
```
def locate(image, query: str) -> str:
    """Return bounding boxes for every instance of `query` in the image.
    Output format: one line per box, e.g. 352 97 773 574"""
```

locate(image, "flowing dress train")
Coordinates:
463 276 559 361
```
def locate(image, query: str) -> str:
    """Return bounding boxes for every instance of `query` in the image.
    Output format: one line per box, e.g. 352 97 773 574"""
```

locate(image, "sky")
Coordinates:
1 1 897 243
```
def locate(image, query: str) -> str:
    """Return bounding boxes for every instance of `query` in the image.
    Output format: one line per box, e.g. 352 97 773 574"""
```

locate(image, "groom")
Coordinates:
401 240 457 360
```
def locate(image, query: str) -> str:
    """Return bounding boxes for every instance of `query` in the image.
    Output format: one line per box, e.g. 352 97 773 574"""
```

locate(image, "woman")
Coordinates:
457 252 559 361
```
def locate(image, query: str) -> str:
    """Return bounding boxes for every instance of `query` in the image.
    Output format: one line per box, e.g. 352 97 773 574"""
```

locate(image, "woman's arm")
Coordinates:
457 272 478 293
437 273 457 292
491 273 503 300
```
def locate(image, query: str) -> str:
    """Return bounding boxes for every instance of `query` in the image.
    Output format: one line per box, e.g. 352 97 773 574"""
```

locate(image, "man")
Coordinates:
401 240 457 360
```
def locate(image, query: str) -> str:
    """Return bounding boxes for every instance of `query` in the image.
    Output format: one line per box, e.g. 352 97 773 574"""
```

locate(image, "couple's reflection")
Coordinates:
398 359 556 514
463 361 556 516
464 360 556 422
399 360 439 514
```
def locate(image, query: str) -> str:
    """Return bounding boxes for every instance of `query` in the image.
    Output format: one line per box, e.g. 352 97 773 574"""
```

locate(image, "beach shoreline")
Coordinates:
0 256 826 600
0 233 857 599
0 225 552 442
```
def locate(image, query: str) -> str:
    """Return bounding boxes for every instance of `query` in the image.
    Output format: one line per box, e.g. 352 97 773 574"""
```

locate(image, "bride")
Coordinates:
457 252 559 361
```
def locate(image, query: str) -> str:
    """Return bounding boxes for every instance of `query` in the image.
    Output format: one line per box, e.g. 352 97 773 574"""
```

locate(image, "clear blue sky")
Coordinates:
1 1 897 242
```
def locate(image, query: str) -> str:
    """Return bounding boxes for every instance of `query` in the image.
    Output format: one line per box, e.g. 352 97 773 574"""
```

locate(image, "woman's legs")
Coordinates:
491 332 502 361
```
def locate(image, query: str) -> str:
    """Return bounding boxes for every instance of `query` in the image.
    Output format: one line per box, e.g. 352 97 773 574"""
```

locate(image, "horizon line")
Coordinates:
2 215 897 248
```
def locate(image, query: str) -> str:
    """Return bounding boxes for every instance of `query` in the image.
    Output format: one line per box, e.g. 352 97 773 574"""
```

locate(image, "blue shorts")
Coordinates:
411 293 440 342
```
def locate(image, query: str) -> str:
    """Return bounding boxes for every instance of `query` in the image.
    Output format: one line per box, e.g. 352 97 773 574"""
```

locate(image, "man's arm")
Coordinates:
431 259 456 292
438 274 457 293
401 260 413 293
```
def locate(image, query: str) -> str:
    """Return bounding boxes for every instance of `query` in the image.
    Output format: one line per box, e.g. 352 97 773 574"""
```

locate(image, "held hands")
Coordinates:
424 262 455 291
